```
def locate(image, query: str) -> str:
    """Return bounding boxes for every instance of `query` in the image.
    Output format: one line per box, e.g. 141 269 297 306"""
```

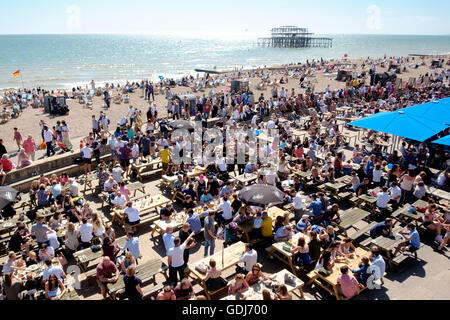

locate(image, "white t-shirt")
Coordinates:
43 129 54 143
39 247 55 261
78 223 93 243
293 193 303 210
48 231 60 250
376 192 391 208
104 180 117 191
163 233 175 256
113 195 127 208
267 120 275 129
81 147 93 159
168 243 187 268
219 201 232 220
69 182 79 197
372 169 382 182
42 265 65 281
389 186 402 203
124 207 140 223
239 249 258 271
266 172 278 185
112 167 124 183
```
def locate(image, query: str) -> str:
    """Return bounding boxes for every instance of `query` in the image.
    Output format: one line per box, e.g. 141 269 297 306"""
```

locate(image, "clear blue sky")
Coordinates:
1 0 449 37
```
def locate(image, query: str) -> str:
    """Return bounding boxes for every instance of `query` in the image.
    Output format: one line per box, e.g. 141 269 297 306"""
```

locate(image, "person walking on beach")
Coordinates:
92 115 100 139
148 83 154 101
23 135 36 161
13 128 23 151
43 125 56 157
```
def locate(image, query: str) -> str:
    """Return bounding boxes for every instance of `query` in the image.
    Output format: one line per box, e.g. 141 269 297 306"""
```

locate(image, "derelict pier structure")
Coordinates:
258 26 332 48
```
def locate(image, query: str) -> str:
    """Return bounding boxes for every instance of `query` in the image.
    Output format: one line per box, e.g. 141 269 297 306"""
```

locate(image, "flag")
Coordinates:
13 70 20 78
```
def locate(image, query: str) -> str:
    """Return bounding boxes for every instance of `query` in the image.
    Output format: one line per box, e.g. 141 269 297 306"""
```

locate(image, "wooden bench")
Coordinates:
123 213 160 233
359 237 373 249
336 192 351 202
348 221 378 242
391 244 423 267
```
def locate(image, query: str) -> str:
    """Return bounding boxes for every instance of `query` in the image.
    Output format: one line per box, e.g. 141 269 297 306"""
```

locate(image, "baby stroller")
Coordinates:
57 141 71 152
224 222 242 247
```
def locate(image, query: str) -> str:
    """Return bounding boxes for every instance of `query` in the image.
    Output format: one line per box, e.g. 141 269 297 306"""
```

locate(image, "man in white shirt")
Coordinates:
43 125 56 157
218 197 232 222
78 218 93 248
81 143 93 175
264 170 278 186
68 179 79 198
291 191 304 222
369 246 386 285
112 164 124 183
236 243 258 275
389 181 402 206
128 106 135 125
376 186 391 209
112 191 127 209
41 258 66 284
267 119 276 129
167 233 195 284
104 176 118 193
124 201 140 225
47 230 60 251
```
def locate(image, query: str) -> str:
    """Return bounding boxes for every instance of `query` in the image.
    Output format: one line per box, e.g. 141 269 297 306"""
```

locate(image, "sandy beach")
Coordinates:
1 54 448 154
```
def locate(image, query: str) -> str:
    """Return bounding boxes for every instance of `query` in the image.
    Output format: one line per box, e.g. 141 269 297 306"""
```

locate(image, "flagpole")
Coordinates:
20 72 25 90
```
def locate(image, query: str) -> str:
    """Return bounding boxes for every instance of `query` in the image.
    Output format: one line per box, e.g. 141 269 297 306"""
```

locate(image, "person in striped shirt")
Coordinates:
295 215 311 234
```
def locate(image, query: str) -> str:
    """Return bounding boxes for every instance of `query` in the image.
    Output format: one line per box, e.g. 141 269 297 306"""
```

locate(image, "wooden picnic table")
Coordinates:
337 208 371 236
364 227 404 269
395 199 428 229
267 206 289 220
266 232 310 275
187 241 246 299
83 172 98 193
427 187 450 202
73 236 127 272
222 269 304 300
234 173 258 187
129 158 162 182
0 215 30 236
151 211 189 237
60 289 81 300
357 194 377 210
15 193 36 210
112 194 171 231
306 247 370 300
324 182 346 194
106 258 168 300
127 182 146 197
294 170 312 183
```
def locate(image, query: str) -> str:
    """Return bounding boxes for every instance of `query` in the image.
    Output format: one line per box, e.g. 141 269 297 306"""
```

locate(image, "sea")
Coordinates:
1 34 450 90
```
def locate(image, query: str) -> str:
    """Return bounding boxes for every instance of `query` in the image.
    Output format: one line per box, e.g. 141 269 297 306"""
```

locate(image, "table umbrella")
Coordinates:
238 184 284 207
169 120 194 131
0 186 20 211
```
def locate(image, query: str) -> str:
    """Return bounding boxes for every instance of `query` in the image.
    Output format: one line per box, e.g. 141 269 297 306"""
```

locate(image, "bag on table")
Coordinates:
195 262 208 275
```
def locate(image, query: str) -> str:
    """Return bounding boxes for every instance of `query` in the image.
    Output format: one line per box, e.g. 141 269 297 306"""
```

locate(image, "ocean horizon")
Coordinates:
1 33 450 90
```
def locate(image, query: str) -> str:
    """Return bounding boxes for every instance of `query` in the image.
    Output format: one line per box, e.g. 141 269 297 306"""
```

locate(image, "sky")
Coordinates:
1 0 449 37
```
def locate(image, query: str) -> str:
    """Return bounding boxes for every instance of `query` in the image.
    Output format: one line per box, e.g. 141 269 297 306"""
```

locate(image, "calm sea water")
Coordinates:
1 34 450 89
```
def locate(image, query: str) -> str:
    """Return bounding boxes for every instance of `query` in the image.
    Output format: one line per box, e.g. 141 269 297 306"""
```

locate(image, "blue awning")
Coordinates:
432 135 450 146
348 98 450 142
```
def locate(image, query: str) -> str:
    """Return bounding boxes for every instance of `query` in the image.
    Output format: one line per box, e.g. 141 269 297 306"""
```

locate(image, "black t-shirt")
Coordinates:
183 201 195 209
123 275 143 300
370 221 389 237
231 199 242 214
9 231 25 252
183 188 197 200
160 207 175 218
140 137 150 152
208 180 221 196
356 183 369 195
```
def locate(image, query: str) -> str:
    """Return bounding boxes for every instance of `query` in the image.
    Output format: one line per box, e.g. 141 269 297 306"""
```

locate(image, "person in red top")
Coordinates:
1 154 13 172
96 256 118 300
203 100 211 119
22 135 36 161
13 127 22 151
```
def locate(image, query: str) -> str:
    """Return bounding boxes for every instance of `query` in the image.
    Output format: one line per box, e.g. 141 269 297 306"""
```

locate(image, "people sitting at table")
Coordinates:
102 236 119 264
336 266 360 299
370 218 393 238
96 256 119 300
422 203 444 243
236 243 258 275
393 223 421 256
339 238 357 258
228 273 249 295
81 202 93 219
245 263 276 286
78 217 94 248
352 256 371 286
321 204 341 227
42 258 66 284
306 194 322 217
376 186 391 211
183 195 197 210
315 249 335 275
37 184 51 207
260 211 273 239
295 215 311 233
8 225 30 255
356 177 370 196
291 236 312 267
274 225 293 243
123 201 141 229
274 284 292 300
2 251 25 275
123 265 144 301
66 206 82 224
174 278 195 300
156 285 177 300
104 176 118 196
200 190 213 206
204 258 227 292
112 190 127 209
160 203 176 221
3 273 24 300
39 243 55 262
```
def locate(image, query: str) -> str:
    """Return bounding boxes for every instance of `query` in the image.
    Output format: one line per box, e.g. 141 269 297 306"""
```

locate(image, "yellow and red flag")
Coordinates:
13 70 20 78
